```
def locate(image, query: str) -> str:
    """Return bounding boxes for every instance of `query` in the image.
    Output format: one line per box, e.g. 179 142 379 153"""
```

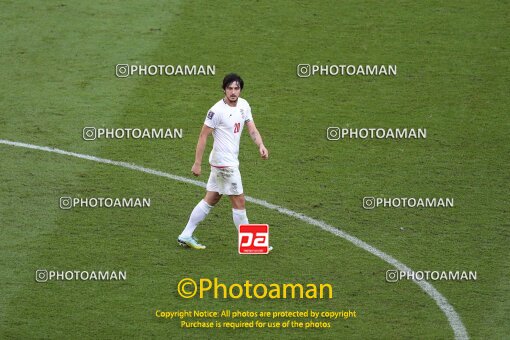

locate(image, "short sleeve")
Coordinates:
204 109 219 128
244 104 253 123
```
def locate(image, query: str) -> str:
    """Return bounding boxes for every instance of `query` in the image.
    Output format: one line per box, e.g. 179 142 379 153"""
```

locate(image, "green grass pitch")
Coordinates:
0 1 508 339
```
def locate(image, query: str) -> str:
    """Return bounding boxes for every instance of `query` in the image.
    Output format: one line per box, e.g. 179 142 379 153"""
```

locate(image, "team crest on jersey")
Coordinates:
240 109 245 120
207 110 215 119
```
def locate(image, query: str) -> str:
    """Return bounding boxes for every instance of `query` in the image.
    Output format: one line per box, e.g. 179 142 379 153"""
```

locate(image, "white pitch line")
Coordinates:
0 139 468 339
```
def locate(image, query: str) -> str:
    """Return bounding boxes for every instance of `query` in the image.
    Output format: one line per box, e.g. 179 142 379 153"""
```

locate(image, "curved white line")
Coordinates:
0 139 468 339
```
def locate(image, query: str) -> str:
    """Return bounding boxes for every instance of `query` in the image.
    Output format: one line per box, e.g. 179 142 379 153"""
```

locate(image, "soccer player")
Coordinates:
178 73 270 250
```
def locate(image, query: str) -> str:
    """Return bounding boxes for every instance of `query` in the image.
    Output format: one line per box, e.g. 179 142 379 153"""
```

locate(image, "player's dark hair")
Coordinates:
222 73 244 90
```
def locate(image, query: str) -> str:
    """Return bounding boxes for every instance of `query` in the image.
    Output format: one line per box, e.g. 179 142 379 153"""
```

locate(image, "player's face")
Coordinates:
224 81 241 104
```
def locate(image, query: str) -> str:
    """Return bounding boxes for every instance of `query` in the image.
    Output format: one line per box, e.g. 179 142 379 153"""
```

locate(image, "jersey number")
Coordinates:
233 122 241 134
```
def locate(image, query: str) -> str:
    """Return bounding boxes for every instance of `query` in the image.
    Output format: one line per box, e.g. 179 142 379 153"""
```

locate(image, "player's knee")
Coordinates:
231 195 245 209
206 198 219 206
204 192 221 206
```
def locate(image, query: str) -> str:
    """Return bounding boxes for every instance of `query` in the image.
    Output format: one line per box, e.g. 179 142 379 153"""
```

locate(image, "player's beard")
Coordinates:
226 95 238 104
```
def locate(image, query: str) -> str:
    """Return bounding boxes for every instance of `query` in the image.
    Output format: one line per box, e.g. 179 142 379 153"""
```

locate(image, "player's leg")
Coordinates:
229 193 272 252
221 167 248 230
178 192 221 249
178 167 223 249
179 191 221 237
204 190 222 206
226 168 272 252
229 194 248 230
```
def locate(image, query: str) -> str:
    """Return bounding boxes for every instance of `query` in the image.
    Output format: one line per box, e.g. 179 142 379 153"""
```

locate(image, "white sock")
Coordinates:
179 200 213 238
232 208 249 230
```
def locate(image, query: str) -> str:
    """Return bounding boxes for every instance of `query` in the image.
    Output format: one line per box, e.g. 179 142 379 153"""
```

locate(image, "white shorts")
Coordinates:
206 166 244 196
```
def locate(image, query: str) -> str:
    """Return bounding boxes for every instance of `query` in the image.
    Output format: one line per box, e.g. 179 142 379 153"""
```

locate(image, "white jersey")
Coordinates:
204 97 253 167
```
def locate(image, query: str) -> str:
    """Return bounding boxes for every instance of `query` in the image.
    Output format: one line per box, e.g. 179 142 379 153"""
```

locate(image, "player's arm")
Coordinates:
246 121 268 159
191 124 213 176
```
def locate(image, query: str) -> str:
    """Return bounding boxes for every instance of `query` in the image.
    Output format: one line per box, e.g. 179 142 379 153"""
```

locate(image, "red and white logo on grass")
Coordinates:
238 224 269 254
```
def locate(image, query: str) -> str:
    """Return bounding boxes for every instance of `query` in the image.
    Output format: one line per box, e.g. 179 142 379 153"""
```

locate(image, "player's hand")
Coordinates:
259 144 269 160
191 163 201 176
